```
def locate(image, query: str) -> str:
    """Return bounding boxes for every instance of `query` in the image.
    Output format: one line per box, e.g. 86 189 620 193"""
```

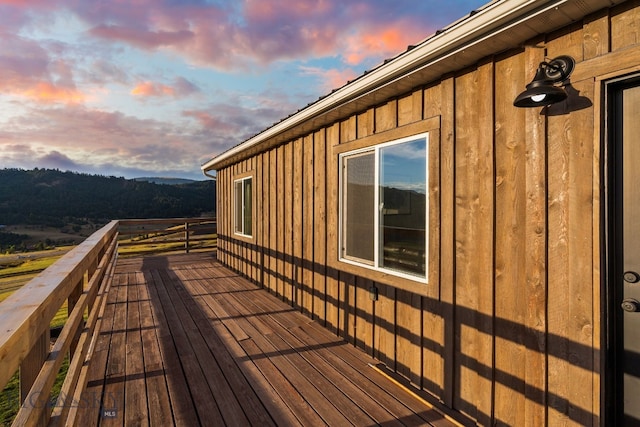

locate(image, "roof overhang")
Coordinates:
202 0 625 172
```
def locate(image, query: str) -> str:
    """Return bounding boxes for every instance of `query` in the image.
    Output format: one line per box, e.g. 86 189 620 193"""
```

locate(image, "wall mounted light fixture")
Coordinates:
513 55 575 108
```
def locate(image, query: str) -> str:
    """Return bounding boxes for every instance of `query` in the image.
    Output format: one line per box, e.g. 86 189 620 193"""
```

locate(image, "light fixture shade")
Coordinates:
513 82 568 107
513 55 575 108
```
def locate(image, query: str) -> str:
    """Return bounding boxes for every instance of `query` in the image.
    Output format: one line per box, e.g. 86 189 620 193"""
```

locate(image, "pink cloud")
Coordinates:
343 21 420 65
131 77 199 98
78 0 431 70
20 81 85 104
89 25 194 50
299 66 358 92
0 105 212 177
131 81 175 97
244 0 333 22
0 33 86 104
0 0 49 5
1 0 480 72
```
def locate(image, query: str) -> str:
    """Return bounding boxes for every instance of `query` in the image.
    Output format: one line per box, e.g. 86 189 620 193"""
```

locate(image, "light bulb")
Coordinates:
530 94 546 102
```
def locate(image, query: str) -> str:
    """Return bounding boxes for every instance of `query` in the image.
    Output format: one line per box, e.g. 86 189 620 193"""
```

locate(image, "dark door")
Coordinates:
608 78 640 426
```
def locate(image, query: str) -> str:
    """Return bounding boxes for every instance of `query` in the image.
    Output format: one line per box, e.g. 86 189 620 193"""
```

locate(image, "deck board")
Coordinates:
77 252 455 426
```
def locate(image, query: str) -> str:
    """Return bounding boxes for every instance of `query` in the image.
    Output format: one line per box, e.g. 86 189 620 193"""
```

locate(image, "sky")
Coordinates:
0 0 488 181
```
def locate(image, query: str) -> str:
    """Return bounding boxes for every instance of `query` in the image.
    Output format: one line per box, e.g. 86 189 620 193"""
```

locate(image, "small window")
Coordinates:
340 134 428 281
234 176 252 237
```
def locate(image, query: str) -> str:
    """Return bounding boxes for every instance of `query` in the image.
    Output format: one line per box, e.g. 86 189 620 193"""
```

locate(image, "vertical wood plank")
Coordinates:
424 83 442 120
225 167 232 268
340 116 357 143
250 156 257 283
375 99 397 133
422 81 444 398
313 130 327 322
546 78 595 426
422 294 444 399
262 151 271 291
256 152 264 286
240 160 248 278
583 9 611 60
523 46 548 427
326 123 341 330
344 273 356 345
396 289 422 386
357 109 374 138
218 168 225 265
427 127 441 300
494 53 528 427
398 89 423 126
454 62 494 426
284 142 294 304
548 22 585 63
611 0 640 52
277 145 285 299
591 64 604 427
355 277 374 355
293 137 304 309
237 161 244 276
302 135 315 317
439 76 456 408
233 163 241 274
374 284 395 368
269 148 278 294
224 166 230 267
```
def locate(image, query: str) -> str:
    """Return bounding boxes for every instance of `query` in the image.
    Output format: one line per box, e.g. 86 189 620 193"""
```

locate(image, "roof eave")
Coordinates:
202 0 620 172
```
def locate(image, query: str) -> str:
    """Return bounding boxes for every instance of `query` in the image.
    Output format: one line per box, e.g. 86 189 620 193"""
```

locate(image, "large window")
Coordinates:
340 134 428 280
234 176 252 237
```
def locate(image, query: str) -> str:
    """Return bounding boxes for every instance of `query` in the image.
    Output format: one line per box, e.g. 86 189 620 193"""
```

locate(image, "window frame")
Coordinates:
233 175 253 238
338 132 429 283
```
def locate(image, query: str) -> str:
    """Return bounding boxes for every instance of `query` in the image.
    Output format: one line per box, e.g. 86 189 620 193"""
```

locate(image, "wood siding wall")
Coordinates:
215 3 640 425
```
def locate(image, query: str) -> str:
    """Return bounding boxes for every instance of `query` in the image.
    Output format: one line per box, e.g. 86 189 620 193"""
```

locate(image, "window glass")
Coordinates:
234 180 243 234
340 134 428 280
234 177 252 237
243 178 252 236
380 139 426 276
343 151 375 263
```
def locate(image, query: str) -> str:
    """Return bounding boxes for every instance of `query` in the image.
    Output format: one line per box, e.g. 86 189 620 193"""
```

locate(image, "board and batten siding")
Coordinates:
214 2 640 425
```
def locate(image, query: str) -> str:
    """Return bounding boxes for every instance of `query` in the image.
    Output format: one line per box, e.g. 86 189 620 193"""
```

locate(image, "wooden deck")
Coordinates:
77 252 455 426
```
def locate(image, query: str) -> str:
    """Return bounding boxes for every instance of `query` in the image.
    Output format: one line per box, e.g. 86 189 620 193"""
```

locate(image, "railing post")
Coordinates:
87 249 100 314
68 277 83 356
185 222 190 254
20 329 50 426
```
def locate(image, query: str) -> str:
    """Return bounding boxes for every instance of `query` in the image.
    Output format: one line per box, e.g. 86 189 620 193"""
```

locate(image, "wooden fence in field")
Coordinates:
0 217 216 426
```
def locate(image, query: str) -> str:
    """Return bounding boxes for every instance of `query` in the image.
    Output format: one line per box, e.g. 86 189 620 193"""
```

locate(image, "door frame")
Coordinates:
603 73 640 427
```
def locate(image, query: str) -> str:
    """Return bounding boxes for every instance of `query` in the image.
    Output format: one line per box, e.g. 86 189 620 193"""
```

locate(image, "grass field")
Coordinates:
0 249 72 426
0 250 72 326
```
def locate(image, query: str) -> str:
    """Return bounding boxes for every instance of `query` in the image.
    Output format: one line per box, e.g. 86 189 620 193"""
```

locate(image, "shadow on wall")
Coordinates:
218 235 597 426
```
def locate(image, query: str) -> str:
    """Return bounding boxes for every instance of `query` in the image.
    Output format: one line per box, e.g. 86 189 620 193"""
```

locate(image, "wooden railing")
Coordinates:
117 217 217 256
0 217 216 426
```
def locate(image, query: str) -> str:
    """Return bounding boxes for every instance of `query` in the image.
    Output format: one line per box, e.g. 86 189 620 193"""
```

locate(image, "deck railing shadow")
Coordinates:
0 217 215 426
218 234 598 426
139 254 292 425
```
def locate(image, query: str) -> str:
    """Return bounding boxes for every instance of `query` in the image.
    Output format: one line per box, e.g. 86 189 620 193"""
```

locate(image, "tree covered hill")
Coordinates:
0 168 216 227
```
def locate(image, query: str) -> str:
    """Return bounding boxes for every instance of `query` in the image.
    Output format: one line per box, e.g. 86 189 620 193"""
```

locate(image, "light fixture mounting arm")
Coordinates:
540 55 575 84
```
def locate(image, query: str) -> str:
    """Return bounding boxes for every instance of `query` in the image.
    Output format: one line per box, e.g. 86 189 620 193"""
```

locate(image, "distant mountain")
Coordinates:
0 168 216 227
133 177 207 185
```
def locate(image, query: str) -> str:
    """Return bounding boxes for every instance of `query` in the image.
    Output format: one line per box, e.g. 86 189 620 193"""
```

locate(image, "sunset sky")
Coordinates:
0 0 488 180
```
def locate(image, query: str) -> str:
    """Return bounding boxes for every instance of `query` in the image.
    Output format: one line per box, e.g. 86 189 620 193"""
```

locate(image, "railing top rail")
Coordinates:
118 217 216 226
0 220 119 389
